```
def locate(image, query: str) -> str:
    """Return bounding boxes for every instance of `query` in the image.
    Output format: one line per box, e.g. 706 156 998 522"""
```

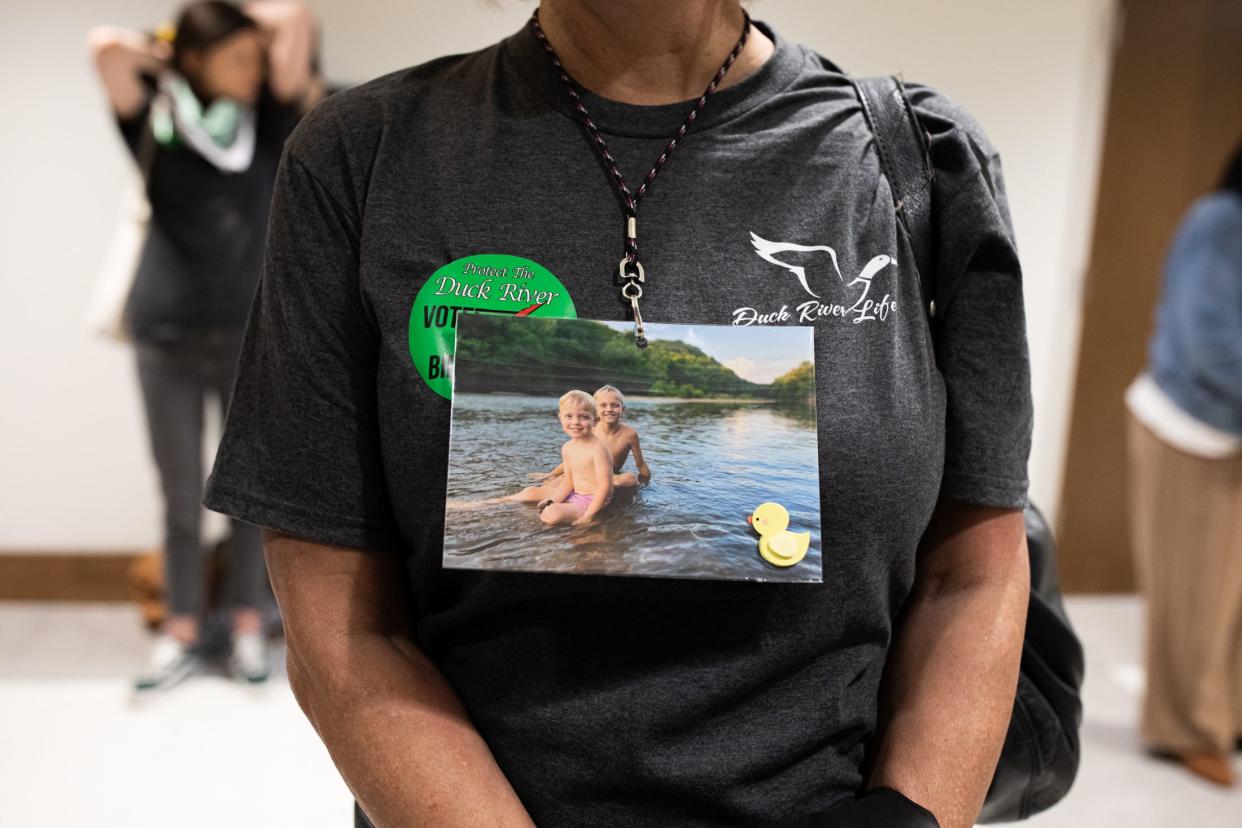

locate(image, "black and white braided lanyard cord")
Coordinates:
528 8 751 347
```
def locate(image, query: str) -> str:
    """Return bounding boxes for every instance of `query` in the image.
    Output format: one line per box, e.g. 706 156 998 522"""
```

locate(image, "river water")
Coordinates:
443 393 822 583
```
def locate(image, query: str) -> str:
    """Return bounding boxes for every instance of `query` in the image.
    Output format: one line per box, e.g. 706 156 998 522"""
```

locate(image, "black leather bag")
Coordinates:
851 75 1085 822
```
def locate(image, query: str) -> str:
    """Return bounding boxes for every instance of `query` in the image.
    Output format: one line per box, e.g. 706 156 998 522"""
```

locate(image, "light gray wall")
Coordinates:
0 0 1115 550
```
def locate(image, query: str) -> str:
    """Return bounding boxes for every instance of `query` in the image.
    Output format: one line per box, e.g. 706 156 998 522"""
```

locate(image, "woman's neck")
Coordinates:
535 0 773 105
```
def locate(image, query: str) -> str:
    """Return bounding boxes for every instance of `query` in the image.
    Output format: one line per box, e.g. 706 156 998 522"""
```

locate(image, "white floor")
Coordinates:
0 597 1239 827
1023 598 1242 828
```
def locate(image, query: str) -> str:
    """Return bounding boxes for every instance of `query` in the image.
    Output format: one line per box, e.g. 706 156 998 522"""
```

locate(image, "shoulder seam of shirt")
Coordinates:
929 154 1020 325
285 147 361 239
283 141 386 339
937 152 1001 206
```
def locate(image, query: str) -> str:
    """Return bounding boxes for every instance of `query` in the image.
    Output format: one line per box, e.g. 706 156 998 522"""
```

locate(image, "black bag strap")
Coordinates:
134 91 166 189
851 75 937 320
852 76 1085 821
137 117 157 184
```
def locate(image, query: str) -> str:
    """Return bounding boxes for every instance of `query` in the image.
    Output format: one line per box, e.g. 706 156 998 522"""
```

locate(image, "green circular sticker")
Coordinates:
408 254 577 399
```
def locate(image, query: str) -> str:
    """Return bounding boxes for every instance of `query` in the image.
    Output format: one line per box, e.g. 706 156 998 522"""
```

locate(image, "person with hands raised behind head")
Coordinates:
88 0 324 693
89 1 322 121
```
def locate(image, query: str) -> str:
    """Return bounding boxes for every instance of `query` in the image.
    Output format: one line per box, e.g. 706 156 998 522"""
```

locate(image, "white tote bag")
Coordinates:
85 185 150 343
85 104 160 344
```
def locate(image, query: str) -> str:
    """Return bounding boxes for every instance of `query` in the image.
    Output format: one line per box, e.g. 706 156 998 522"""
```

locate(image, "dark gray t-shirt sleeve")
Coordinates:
910 86 1033 510
203 105 404 552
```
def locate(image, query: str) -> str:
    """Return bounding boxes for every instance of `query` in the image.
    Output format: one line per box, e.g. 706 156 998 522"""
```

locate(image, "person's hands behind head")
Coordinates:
241 0 313 27
86 25 173 117
147 32 173 64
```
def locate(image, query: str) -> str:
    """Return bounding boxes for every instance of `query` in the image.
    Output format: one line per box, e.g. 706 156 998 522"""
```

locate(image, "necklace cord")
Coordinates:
529 7 752 346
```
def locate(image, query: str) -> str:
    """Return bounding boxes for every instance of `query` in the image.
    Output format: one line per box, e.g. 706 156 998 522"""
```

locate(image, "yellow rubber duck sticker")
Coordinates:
747 502 811 567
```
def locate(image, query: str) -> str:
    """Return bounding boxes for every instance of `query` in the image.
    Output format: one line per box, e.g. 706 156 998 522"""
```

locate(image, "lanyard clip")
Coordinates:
618 256 645 284
619 256 647 348
625 286 647 348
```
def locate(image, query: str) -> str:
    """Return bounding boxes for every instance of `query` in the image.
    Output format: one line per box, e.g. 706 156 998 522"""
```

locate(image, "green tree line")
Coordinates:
770 360 814 401
454 315 815 400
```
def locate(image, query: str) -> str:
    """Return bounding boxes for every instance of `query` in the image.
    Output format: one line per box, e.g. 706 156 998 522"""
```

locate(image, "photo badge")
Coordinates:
443 314 823 583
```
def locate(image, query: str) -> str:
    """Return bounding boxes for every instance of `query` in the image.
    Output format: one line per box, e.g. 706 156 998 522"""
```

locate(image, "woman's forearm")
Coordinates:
244 0 321 107
87 26 168 117
867 504 1029 828
288 630 534 828
266 531 533 828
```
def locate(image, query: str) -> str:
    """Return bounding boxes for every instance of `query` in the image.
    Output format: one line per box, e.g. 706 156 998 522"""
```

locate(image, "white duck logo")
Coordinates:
748 232 841 298
735 231 899 326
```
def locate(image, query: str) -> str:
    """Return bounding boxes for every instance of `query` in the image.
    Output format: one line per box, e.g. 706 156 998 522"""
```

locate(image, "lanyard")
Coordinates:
528 8 752 347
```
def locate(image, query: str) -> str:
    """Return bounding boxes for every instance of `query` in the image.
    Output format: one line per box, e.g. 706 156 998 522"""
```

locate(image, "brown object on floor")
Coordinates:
126 542 229 631
1176 750 1236 788
128 549 166 630
1126 413 1242 756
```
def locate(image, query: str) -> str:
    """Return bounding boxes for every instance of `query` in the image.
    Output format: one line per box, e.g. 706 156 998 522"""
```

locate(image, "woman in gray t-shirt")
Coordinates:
205 2 1034 825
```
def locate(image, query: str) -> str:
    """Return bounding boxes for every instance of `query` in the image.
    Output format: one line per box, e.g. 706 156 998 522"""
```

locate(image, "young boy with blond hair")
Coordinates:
536 390 614 526
591 385 651 489
511 384 652 505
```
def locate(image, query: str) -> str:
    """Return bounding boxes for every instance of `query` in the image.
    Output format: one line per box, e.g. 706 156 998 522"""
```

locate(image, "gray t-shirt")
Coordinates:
204 17 1031 826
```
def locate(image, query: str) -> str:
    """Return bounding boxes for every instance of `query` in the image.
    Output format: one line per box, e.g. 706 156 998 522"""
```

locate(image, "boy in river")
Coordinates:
591 385 651 488
536 390 614 526
510 384 651 503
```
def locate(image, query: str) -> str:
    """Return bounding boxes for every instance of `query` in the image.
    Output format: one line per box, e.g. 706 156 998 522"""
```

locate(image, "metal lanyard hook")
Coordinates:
618 256 647 348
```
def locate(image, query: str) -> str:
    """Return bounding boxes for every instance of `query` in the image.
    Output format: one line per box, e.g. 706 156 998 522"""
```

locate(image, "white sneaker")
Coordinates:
134 633 200 692
229 631 271 684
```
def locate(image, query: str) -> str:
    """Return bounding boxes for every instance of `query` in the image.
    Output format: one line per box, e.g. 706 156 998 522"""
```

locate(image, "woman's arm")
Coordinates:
244 0 324 110
867 501 1029 828
629 433 651 483
265 529 534 828
86 25 170 119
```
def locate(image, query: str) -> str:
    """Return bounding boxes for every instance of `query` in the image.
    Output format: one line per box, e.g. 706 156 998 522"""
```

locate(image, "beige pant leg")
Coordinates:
1233 533 1242 743
1125 411 1242 753
1234 597 1242 743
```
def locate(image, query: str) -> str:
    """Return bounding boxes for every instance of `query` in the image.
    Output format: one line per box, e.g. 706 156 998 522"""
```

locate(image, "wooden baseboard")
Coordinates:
0 553 141 601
